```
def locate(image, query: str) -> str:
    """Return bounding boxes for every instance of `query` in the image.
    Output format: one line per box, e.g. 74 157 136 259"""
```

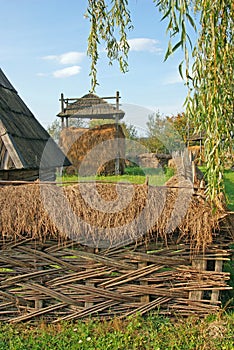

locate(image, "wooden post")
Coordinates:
33 259 43 310
61 117 65 129
60 93 64 113
85 247 95 308
116 91 119 110
192 160 196 184
138 262 150 303
115 91 120 175
211 258 223 303
60 93 65 129
189 258 207 300
199 136 202 165
85 279 94 308
35 298 43 310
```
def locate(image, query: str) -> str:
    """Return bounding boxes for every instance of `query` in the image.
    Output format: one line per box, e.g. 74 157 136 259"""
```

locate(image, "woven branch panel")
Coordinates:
0 238 231 323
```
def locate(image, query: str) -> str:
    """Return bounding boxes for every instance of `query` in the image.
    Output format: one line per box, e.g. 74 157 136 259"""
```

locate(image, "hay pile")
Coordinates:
137 153 171 168
59 124 125 175
0 178 224 251
188 145 204 164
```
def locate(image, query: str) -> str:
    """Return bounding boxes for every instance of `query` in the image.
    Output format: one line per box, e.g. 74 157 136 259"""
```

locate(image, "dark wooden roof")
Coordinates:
0 68 70 170
57 93 125 120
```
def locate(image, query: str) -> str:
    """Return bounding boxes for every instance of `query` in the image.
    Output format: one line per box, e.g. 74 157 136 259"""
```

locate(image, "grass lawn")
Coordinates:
198 167 234 211
0 313 233 349
57 166 174 187
223 169 234 211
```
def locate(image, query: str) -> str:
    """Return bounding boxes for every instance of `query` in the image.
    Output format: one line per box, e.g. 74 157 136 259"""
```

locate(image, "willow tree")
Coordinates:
86 0 233 203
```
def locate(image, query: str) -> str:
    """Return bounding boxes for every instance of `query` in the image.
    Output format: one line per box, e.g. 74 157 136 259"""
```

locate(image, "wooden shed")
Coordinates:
0 68 70 182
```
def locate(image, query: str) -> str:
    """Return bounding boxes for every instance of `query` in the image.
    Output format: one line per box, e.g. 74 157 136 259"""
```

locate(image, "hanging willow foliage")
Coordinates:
86 0 133 90
186 0 234 203
86 0 234 204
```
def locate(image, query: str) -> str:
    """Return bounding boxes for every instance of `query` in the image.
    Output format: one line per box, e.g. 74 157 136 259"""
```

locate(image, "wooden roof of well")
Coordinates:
0 68 70 170
57 93 125 120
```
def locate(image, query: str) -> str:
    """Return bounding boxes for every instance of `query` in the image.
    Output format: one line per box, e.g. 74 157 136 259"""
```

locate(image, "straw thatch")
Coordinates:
0 178 225 251
57 93 125 120
59 124 125 175
0 69 70 181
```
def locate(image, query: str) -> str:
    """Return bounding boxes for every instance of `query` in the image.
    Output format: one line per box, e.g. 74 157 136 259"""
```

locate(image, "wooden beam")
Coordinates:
0 121 24 168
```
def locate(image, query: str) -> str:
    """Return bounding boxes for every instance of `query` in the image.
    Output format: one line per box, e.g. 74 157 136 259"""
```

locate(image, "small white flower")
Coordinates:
78 339 83 344
73 328 78 332
86 337 91 341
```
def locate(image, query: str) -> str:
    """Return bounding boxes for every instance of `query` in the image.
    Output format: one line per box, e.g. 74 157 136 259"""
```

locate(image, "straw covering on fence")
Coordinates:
0 179 225 251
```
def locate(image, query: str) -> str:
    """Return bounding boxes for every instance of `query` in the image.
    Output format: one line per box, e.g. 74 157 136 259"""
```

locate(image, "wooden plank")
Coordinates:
48 267 113 287
119 284 186 298
0 121 23 169
1 268 59 287
21 283 81 306
69 284 135 302
17 246 80 271
52 300 118 323
10 303 67 323
0 254 33 268
66 250 133 270
99 264 162 288
120 297 171 318
122 251 187 265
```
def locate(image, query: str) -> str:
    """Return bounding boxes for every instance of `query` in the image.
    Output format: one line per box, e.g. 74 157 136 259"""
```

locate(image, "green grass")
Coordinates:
0 313 233 349
223 170 234 211
199 167 234 211
57 166 174 187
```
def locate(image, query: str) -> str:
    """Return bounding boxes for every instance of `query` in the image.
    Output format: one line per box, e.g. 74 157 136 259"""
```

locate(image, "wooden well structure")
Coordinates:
57 92 125 175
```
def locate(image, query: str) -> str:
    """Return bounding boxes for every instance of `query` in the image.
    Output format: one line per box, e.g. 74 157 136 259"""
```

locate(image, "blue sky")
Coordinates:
0 0 190 132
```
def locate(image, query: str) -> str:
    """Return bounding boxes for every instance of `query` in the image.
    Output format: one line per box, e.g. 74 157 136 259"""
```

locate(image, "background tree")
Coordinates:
166 113 187 143
47 118 86 143
86 0 233 203
142 112 168 153
143 112 186 153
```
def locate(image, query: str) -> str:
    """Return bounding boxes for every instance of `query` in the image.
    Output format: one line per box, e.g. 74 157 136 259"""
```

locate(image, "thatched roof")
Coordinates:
57 93 125 120
0 68 70 170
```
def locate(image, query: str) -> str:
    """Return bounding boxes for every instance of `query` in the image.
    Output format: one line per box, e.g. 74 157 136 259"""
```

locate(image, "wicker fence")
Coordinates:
0 237 231 323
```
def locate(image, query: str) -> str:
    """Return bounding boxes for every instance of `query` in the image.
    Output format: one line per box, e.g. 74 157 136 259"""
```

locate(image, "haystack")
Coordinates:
59 124 125 176
137 153 172 168
188 145 204 164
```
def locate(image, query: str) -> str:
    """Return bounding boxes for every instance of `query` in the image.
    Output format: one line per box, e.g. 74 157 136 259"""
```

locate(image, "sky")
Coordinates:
0 0 191 133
